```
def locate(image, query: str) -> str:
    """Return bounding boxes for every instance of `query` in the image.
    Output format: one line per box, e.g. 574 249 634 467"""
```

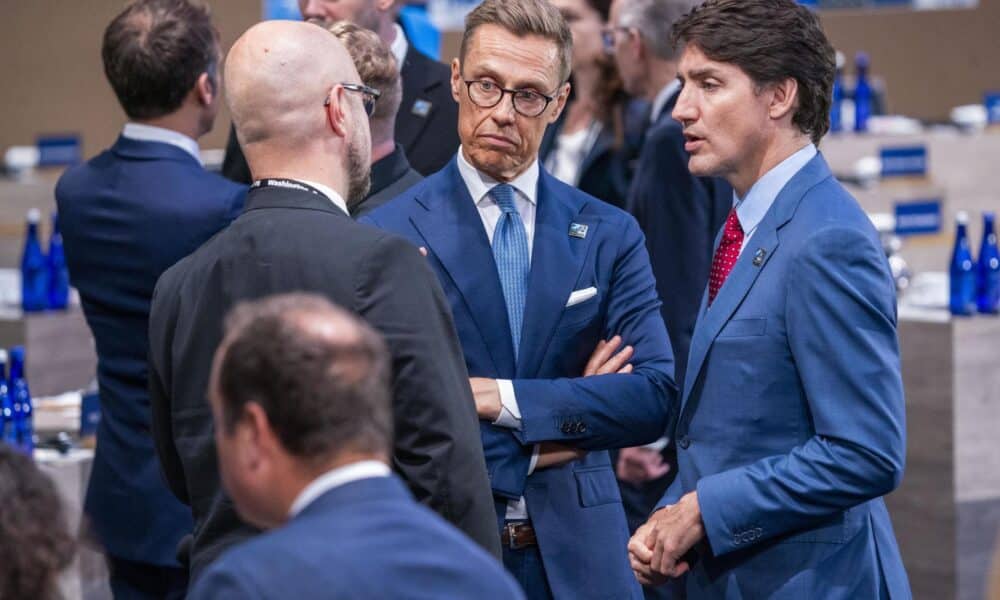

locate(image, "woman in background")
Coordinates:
543 0 640 209
0 444 75 599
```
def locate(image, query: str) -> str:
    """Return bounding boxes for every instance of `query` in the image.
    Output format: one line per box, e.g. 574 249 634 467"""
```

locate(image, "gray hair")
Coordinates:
618 0 702 60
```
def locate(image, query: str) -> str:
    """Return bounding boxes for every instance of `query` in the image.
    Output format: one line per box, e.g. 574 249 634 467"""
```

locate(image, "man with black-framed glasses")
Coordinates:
360 1 677 597
148 20 499 582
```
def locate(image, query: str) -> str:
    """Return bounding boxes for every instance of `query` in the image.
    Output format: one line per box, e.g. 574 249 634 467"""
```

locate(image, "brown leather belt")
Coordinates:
501 522 537 549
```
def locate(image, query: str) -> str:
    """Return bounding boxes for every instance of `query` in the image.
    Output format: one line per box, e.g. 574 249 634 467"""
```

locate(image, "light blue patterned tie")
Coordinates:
490 184 529 359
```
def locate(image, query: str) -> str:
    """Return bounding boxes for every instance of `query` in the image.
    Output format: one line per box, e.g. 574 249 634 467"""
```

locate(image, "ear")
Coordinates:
547 81 572 124
768 77 799 122
236 402 282 470
374 0 395 12
450 58 463 103
195 72 216 108
324 86 350 139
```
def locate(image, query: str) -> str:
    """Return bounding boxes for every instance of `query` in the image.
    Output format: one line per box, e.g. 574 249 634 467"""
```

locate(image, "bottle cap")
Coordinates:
0 349 9 364
26 208 40 224
10 346 25 364
855 52 870 69
956 211 969 224
836 50 845 70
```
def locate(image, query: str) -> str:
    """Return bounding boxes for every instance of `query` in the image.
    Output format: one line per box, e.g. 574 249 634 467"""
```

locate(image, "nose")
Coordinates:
490 91 518 125
299 0 322 19
671 83 697 126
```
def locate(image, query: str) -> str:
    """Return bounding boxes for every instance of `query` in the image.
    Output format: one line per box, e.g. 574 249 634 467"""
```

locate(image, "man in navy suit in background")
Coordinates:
629 1 910 597
56 1 244 596
362 0 677 596
189 293 522 600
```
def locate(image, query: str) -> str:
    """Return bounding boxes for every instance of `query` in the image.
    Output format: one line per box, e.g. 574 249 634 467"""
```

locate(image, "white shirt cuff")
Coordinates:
640 437 669 452
492 379 522 430
528 444 540 475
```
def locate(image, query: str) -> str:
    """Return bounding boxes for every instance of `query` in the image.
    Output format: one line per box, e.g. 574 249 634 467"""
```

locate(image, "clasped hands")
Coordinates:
469 335 634 469
628 491 705 585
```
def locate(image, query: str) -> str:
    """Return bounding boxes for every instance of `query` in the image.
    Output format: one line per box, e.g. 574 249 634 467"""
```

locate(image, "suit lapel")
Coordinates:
680 153 833 409
516 172 597 378
408 162 516 376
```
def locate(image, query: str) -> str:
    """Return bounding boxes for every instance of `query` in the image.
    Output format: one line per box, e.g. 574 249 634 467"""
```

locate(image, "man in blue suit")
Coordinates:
362 1 677 597
55 1 244 596
189 293 523 600
628 1 910 598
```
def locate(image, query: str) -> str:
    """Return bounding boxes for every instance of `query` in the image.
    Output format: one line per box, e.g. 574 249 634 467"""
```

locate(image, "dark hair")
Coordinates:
0 444 75 600
102 0 220 120
216 293 393 462
672 0 835 144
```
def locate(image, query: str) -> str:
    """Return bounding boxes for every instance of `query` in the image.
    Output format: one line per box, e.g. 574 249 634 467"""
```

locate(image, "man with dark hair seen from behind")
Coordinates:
149 19 498 582
327 21 423 218
221 0 459 182
628 1 910 597
187 293 523 599
55 1 244 596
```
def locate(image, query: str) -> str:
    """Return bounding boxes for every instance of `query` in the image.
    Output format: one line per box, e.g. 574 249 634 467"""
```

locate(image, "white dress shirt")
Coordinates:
650 79 682 125
296 178 351 217
288 460 391 517
390 24 408 68
455 148 540 520
732 143 817 255
122 122 202 165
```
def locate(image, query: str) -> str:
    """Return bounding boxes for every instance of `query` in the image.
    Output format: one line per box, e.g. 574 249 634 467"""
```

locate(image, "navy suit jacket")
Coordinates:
362 159 677 599
626 94 731 388
660 153 910 598
55 136 245 565
189 475 524 600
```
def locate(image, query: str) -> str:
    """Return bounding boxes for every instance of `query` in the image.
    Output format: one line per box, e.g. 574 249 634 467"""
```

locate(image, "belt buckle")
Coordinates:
505 522 525 550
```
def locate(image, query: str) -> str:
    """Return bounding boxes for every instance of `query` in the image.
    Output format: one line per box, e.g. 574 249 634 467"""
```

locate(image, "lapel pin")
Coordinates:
411 99 432 118
752 248 767 267
569 223 589 239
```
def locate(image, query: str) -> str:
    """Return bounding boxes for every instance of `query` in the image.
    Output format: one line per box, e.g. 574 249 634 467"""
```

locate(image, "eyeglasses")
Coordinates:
463 79 557 118
324 82 381 117
601 25 634 53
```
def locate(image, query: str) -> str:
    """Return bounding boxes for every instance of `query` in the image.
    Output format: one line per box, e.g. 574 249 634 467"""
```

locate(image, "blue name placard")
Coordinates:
894 199 942 236
36 135 81 167
985 92 1000 125
880 145 927 178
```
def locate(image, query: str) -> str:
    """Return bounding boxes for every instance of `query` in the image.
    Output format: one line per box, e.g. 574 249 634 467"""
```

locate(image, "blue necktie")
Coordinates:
490 184 529 359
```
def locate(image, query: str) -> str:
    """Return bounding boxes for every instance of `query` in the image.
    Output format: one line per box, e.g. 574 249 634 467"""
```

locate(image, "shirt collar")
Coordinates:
733 143 817 236
121 123 202 165
456 146 539 207
297 178 351 216
288 460 391 518
650 80 682 124
390 24 408 69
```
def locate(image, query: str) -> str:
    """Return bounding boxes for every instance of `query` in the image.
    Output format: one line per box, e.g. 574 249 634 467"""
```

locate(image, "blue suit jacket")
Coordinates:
659 153 910 598
188 475 524 600
56 136 245 565
362 159 677 599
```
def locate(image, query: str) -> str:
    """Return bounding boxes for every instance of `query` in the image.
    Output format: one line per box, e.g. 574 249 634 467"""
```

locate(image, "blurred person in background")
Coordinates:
540 0 634 209
55 0 245 596
0 443 76 600
187 294 522 599
221 0 459 182
327 21 423 218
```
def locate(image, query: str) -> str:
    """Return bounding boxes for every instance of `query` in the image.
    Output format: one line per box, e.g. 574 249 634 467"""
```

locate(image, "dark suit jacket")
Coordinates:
538 105 635 210
362 161 677 599
626 93 731 387
351 143 423 219
148 182 499 580
189 475 524 600
54 136 245 566
220 46 458 184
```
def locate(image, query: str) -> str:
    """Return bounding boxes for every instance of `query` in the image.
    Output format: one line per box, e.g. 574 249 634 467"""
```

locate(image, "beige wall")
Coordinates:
1 0 999 160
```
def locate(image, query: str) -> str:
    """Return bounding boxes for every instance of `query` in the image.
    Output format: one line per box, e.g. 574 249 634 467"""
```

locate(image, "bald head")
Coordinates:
226 20 360 147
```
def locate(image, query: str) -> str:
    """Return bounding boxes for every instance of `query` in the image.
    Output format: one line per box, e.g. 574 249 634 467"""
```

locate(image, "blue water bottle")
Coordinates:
950 211 976 316
977 211 1000 314
10 346 33 456
0 350 14 447
21 209 48 312
830 51 844 133
47 212 70 310
853 52 872 133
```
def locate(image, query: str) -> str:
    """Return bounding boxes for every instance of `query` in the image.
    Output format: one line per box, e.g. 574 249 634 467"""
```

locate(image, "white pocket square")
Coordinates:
565 286 598 308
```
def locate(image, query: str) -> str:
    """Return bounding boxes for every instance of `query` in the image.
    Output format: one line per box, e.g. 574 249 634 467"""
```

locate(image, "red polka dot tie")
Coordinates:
708 209 744 305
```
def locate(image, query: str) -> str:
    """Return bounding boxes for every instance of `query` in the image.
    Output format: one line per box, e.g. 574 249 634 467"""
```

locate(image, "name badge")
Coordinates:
569 223 588 239
411 99 432 118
